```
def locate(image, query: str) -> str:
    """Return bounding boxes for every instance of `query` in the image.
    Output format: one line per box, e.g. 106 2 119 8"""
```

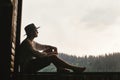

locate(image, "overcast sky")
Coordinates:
21 0 120 57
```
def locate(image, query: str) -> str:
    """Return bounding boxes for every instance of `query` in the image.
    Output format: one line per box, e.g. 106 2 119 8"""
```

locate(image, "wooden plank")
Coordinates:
16 72 120 80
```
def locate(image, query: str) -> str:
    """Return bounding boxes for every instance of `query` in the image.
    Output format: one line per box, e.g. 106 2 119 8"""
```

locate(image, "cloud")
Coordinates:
81 8 120 30
79 0 120 32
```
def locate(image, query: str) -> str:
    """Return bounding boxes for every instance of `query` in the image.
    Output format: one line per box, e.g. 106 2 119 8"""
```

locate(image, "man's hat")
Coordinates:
25 23 40 34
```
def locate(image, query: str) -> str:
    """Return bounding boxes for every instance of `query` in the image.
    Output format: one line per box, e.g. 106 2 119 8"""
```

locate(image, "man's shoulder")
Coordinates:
20 39 31 47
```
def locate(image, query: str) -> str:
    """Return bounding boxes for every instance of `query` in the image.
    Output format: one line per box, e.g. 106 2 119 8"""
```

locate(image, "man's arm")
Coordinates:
33 41 58 54
26 40 47 57
33 41 45 50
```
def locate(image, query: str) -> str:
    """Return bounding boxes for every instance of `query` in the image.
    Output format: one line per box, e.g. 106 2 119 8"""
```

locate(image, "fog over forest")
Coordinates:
39 52 120 72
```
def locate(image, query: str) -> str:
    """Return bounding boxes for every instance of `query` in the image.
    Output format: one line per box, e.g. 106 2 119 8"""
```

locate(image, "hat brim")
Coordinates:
36 26 40 29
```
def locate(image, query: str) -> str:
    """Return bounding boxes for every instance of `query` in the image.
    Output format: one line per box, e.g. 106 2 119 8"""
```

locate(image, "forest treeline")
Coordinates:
39 52 120 72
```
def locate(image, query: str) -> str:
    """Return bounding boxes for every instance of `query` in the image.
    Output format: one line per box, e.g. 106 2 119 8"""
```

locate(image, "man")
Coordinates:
18 23 86 73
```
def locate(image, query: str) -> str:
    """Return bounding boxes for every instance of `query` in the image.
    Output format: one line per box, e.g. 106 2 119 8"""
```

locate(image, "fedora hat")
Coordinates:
25 23 40 34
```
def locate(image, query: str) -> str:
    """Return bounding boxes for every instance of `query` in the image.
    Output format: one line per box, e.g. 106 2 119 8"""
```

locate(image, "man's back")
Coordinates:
18 39 35 65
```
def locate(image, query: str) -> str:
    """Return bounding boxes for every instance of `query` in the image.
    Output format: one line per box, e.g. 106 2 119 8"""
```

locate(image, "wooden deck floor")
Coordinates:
15 72 120 80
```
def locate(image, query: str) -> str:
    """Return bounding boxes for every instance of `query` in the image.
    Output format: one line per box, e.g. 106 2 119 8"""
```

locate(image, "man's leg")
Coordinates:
23 55 86 73
23 57 51 73
48 55 86 72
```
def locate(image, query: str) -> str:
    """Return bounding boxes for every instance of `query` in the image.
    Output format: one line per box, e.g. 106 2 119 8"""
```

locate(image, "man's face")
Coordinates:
33 29 38 37
28 29 38 38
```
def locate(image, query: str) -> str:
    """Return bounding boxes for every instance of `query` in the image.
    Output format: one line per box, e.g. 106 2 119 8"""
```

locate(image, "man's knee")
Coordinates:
50 54 57 58
47 55 58 61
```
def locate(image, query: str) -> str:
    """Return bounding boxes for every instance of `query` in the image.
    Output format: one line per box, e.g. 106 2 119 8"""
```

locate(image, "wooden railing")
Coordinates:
15 72 120 80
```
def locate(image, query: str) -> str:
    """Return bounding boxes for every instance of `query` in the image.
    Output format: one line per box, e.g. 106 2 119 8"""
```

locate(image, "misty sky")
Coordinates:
21 0 120 57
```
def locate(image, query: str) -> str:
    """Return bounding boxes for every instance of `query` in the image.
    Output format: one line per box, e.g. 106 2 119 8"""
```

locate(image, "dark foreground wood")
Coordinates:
15 72 120 80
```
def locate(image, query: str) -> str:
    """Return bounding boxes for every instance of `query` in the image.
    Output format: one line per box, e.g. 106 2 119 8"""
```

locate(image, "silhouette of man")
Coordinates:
18 23 86 73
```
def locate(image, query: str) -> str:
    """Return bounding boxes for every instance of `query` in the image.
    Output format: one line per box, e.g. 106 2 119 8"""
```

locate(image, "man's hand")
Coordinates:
43 46 58 55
